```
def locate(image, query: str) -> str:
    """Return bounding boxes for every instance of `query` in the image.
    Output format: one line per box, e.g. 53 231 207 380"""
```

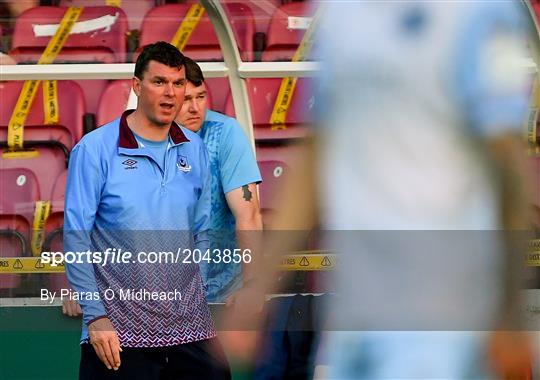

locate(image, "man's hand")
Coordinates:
221 285 265 364
88 317 122 371
223 283 266 333
225 284 265 315
62 299 82 317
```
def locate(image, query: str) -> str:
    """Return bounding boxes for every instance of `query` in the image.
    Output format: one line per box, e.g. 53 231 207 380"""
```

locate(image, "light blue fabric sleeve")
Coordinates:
219 118 262 194
193 142 211 252
453 2 531 136
63 143 107 326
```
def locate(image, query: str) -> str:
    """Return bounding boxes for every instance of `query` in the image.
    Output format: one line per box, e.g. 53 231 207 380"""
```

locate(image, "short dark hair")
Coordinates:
134 41 185 79
184 56 205 87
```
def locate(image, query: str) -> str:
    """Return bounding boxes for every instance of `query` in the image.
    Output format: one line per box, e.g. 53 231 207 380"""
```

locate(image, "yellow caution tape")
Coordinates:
30 201 51 257
36 7 83 66
278 253 337 271
529 239 540 249
6 79 42 152
269 8 320 129
526 107 538 147
0 257 64 274
43 80 59 125
4 7 82 156
526 75 539 147
106 0 121 6
171 3 205 52
526 239 540 266
2 149 40 158
526 252 540 266
270 77 296 130
0 252 337 274
4 242 540 272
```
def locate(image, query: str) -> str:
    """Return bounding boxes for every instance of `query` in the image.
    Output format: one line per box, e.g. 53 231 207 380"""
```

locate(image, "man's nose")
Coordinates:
163 82 174 96
188 98 199 112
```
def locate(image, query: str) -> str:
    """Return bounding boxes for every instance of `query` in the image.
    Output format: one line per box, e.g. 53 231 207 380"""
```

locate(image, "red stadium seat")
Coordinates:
44 171 69 293
204 78 228 114
139 3 255 62
0 147 67 205
10 6 128 113
225 78 315 141
48 170 67 225
0 80 86 154
255 144 305 225
0 168 41 290
97 79 214 127
11 6 128 64
257 159 290 213
0 168 40 247
59 0 155 31
96 79 132 127
223 0 281 35
262 2 315 62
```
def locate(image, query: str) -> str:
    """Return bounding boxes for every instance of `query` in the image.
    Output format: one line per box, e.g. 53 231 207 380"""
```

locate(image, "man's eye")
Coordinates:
197 94 206 100
155 80 162 85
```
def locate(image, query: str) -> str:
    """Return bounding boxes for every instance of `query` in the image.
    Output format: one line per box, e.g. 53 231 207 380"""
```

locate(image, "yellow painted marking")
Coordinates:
171 4 205 52
269 8 320 128
0 257 64 274
30 201 51 257
5 7 82 155
43 80 59 125
278 254 337 271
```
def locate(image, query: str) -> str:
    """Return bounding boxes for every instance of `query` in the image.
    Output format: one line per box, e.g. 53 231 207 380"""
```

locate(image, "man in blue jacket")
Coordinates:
64 41 230 379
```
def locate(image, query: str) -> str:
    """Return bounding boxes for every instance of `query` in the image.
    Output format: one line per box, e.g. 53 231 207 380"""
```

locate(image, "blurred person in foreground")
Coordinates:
251 1 535 379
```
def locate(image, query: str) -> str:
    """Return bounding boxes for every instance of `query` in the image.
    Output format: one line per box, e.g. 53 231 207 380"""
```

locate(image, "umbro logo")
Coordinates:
122 159 138 170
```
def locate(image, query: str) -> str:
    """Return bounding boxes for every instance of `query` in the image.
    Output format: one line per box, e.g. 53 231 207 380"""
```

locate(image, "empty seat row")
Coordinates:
6 2 315 113
55 0 305 33
9 2 315 64
97 77 314 140
1 77 313 144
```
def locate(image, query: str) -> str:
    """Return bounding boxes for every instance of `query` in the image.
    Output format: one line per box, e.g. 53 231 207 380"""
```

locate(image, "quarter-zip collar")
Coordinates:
118 109 190 150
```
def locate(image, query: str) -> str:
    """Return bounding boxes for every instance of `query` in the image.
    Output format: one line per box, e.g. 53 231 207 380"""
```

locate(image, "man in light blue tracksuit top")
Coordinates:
175 57 263 306
64 42 230 379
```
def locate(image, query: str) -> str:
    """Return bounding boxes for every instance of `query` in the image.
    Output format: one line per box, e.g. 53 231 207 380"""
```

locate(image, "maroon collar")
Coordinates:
118 110 190 148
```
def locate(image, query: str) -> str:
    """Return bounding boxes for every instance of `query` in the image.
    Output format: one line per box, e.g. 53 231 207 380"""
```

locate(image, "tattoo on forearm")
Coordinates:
242 185 252 202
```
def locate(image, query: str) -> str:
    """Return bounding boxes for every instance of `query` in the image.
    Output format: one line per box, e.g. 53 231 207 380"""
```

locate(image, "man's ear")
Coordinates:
132 76 141 97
